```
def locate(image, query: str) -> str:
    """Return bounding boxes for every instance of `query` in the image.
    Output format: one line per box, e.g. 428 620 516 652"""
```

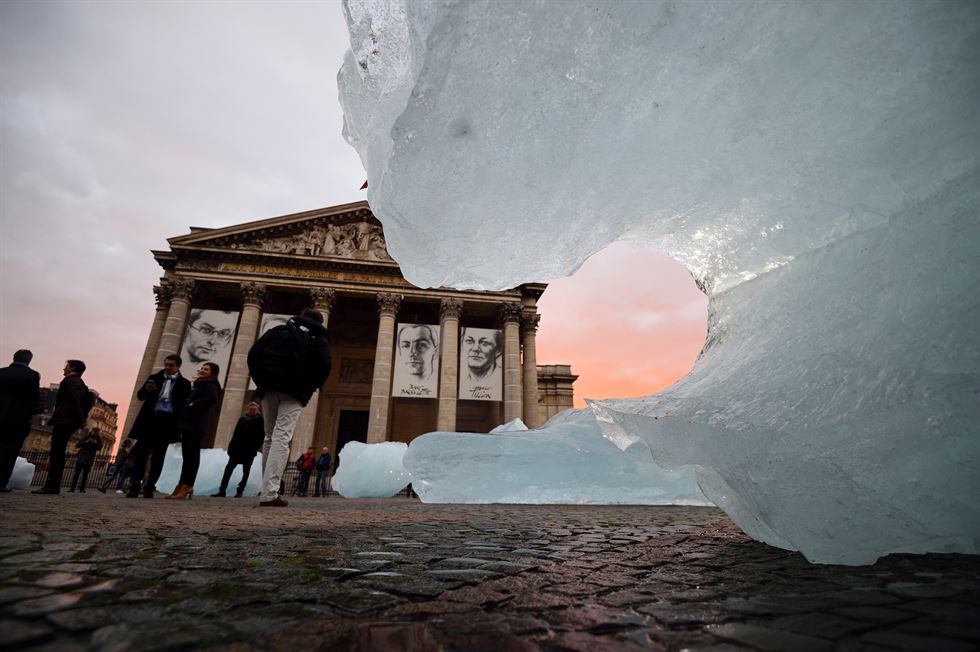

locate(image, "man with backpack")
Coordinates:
34 360 92 495
248 308 331 507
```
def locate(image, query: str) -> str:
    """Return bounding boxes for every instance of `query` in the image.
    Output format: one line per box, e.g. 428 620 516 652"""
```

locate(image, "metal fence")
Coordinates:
22 451 340 496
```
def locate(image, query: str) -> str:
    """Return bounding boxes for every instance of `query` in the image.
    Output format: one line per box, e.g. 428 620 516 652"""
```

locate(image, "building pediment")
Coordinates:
166 201 394 264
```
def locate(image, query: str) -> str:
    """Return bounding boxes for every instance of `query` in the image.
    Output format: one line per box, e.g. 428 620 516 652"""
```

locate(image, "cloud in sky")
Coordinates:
0 1 706 438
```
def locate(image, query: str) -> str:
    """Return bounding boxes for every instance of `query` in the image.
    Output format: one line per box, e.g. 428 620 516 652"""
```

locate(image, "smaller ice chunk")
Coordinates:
403 408 710 505
10 457 35 489
333 441 412 498
155 445 264 497
490 418 528 433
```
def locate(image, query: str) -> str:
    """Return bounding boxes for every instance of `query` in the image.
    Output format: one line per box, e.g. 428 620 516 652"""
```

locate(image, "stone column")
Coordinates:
436 298 463 432
521 311 543 428
500 302 524 423
212 282 266 449
366 293 401 443
121 282 173 437
152 278 195 371
290 288 337 456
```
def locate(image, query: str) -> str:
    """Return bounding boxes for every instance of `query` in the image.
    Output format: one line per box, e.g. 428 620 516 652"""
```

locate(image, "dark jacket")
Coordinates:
248 315 332 406
113 447 131 469
227 414 264 462
129 369 192 441
0 362 41 428
177 379 221 434
75 435 101 466
315 452 332 473
49 374 88 430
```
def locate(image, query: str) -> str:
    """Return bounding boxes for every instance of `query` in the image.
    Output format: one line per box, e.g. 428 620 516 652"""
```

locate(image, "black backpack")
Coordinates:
80 385 95 418
248 322 311 386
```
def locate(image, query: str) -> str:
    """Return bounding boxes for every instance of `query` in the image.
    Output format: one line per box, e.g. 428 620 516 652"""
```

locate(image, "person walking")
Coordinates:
0 349 41 492
212 402 264 498
98 439 132 493
34 360 91 495
127 355 191 498
295 446 315 497
247 308 331 507
167 362 221 501
313 446 332 497
68 431 102 493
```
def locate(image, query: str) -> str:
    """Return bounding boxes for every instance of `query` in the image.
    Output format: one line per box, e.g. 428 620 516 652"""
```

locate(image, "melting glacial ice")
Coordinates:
333 441 412 498
405 408 710 505
339 0 980 564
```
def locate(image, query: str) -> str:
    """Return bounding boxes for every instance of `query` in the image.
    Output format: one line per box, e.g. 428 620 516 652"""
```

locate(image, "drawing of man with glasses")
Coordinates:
180 309 239 382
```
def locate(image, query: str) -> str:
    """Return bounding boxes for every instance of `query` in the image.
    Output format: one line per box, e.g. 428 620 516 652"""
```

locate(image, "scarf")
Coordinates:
158 373 178 402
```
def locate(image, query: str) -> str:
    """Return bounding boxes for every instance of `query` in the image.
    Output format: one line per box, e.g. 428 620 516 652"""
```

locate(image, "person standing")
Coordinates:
295 446 315 497
68 431 102 493
33 360 90 495
313 446 332 497
247 308 331 507
98 439 132 494
167 362 221 500
212 402 264 498
127 355 191 498
0 349 41 492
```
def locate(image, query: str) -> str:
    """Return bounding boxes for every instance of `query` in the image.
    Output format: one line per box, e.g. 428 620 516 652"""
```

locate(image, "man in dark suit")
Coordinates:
0 349 41 492
126 354 191 498
34 359 90 494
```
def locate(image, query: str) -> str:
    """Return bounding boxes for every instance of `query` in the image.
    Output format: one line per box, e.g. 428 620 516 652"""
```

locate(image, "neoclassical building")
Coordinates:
123 201 576 457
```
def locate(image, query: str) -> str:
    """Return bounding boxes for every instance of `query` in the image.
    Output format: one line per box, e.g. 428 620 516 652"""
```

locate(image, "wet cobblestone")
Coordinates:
0 493 977 650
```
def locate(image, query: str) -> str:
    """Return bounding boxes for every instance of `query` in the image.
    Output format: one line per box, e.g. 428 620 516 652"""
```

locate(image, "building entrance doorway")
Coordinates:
335 410 369 456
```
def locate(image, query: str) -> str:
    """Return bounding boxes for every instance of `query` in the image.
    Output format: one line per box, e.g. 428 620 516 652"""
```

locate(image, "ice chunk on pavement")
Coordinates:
10 457 35 489
340 1 980 563
156 445 263 497
333 441 412 498
489 418 527 433
404 408 710 506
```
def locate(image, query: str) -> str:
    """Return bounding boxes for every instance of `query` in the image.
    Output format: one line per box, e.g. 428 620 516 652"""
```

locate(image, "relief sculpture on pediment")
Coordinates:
231 221 393 262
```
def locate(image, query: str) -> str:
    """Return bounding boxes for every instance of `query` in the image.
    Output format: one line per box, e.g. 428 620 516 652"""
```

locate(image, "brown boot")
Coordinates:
166 484 194 500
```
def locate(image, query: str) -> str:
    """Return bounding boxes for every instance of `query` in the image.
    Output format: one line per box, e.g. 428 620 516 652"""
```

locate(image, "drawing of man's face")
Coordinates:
462 328 500 378
398 324 438 379
184 310 237 363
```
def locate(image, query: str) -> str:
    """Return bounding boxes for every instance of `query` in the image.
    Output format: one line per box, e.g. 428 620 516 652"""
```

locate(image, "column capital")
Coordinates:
153 282 173 310
241 282 267 307
521 311 541 333
498 302 523 324
440 298 463 321
170 278 195 301
377 293 402 317
310 287 337 312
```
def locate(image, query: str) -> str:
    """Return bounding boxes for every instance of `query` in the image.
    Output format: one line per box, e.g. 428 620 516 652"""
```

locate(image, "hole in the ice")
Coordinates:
536 242 708 405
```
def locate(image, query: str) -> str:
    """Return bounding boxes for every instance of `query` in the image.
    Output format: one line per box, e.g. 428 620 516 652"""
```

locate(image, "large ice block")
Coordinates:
332 441 412 498
339 0 980 563
404 408 710 505
155 445 263 497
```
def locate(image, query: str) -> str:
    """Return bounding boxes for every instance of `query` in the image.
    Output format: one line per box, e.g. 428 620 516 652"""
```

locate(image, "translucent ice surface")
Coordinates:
333 441 412 498
156 445 263 497
10 457 35 489
404 408 710 505
340 1 980 563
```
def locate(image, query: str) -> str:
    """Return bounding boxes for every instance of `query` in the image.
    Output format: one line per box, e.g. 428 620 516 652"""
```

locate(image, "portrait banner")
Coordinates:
459 327 502 401
392 323 440 398
248 313 292 390
179 309 241 385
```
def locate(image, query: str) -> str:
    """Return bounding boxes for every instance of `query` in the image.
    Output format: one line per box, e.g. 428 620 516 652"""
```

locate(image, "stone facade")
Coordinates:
23 385 118 456
123 201 577 458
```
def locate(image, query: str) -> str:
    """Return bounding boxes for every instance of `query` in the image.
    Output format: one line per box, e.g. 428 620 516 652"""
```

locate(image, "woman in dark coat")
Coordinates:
167 362 221 500
212 401 264 498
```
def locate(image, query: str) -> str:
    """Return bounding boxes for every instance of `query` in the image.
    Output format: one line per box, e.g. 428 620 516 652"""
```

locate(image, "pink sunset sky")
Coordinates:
0 2 707 438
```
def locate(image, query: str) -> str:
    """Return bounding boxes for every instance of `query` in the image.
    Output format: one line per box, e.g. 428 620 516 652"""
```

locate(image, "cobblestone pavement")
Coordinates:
0 493 977 651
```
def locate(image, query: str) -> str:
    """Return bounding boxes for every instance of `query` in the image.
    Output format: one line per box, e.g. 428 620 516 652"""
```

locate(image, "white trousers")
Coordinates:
260 391 303 500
